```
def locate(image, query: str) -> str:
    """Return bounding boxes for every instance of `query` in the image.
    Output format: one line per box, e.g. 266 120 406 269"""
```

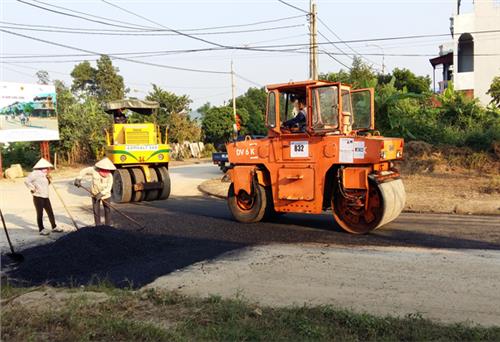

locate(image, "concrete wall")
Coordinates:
452 0 500 105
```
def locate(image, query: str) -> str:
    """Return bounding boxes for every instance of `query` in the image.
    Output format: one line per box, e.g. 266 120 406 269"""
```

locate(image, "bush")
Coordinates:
376 81 500 153
1 142 40 170
201 143 216 158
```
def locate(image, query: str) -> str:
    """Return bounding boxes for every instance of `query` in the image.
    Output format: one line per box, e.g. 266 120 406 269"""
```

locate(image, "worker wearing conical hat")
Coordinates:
24 158 63 236
74 158 116 226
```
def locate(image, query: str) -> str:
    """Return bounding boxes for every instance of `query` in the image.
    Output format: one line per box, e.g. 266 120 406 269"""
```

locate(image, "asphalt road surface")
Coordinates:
122 164 500 250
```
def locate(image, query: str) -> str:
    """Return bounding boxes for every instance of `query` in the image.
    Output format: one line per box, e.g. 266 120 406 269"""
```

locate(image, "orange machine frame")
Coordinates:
227 80 403 215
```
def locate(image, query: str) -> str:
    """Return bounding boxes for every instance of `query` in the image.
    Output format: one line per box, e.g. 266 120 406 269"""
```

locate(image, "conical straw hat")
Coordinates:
33 158 54 169
95 157 116 171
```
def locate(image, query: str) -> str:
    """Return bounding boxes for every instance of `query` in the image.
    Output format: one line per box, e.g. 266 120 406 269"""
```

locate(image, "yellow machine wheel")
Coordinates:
129 168 146 202
145 168 159 201
112 169 133 203
155 166 171 200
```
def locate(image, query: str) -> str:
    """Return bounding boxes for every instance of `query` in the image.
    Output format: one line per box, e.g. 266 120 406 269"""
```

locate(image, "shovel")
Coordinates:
0 208 24 263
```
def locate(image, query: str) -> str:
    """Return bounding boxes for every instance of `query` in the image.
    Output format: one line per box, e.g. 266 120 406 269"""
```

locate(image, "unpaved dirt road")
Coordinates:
2 163 500 326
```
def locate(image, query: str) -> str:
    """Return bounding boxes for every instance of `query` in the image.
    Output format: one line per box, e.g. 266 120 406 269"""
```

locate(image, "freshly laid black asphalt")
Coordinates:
3 194 500 289
2 225 245 288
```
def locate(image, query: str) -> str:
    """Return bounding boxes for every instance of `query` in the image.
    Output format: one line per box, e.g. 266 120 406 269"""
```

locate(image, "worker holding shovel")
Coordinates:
74 158 116 226
24 158 63 236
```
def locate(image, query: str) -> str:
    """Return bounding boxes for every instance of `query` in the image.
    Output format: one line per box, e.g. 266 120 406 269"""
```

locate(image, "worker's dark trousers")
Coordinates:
33 196 56 232
92 197 111 226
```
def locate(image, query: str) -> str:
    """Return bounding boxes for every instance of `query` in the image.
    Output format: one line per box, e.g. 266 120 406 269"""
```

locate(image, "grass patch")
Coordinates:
2 285 499 341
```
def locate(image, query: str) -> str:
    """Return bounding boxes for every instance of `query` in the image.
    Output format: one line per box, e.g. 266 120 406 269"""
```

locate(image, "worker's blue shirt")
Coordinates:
284 110 306 130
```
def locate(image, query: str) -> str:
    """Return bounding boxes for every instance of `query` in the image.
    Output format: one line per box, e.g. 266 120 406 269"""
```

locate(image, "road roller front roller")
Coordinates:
102 99 172 203
225 79 406 234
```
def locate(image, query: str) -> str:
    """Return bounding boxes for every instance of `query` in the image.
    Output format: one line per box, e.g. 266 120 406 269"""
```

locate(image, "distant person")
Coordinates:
24 158 63 236
283 96 307 132
20 113 26 126
74 158 116 226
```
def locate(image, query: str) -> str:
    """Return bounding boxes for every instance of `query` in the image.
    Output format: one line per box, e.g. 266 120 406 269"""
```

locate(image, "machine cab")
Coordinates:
103 99 162 147
265 80 374 137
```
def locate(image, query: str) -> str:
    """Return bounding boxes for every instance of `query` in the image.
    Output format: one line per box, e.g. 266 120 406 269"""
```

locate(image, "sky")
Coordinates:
0 0 469 110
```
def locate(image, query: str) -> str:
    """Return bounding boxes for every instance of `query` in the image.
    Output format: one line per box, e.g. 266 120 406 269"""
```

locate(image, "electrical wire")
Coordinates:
234 73 264 88
0 15 306 33
277 0 310 15
321 49 351 69
0 28 231 74
0 23 305 36
317 16 379 66
99 0 226 48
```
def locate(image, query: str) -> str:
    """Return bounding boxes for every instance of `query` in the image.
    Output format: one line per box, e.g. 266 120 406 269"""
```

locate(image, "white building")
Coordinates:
430 0 500 105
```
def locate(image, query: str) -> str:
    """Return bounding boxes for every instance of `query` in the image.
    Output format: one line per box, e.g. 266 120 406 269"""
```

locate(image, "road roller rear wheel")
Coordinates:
145 168 159 201
332 178 405 234
129 168 145 202
112 169 132 203
227 182 267 223
155 166 171 200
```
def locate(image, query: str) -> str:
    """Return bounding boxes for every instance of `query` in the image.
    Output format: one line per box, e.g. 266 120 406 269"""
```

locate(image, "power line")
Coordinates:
2 48 499 64
99 0 225 48
321 49 351 69
277 0 310 14
0 15 306 33
229 29 500 49
317 16 379 66
0 28 231 75
175 14 306 32
17 0 155 31
318 30 354 64
0 23 305 36
234 73 264 88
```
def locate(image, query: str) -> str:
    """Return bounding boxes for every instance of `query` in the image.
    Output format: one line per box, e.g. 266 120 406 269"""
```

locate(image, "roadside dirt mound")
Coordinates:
1 226 245 288
401 141 500 174
7 288 109 311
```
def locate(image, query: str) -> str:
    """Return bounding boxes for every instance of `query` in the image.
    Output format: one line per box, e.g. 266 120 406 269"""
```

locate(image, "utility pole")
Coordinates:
309 0 318 80
231 60 238 139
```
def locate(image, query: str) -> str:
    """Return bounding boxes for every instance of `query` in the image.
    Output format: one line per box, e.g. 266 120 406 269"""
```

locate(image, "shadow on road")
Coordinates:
2 226 246 289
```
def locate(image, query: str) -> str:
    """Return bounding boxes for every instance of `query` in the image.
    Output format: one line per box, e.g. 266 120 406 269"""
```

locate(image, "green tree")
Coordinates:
36 70 50 85
95 55 125 102
390 68 431 94
487 76 500 107
235 87 267 135
144 84 199 143
70 61 97 96
69 56 125 101
197 102 211 117
201 106 235 146
319 57 376 88
167 111 201 143
54 79 109 163
22 102 35 116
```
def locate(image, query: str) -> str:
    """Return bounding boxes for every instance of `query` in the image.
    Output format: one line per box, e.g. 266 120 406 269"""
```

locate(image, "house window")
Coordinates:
458 33 474 73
